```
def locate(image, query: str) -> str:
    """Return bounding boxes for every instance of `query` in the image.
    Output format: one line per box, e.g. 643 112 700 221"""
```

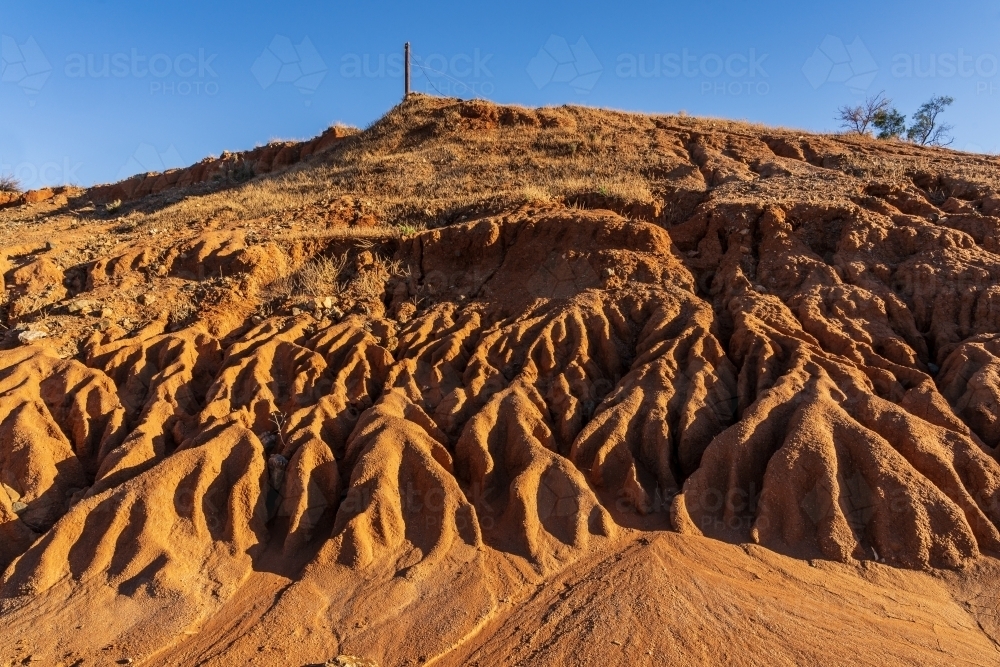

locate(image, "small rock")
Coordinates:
11 501 28 514
138 294 156 306
95 318 113 332
17 330 47 344
328 306 344 321
100 307 114 318
117 659 133 665
323 296 335 310
45 240 56 250
1 483 20 502
251 315 264 325
66 299 92 314
291 307 303 316
602 267 615 279
325 656 379 667
355 251 375 270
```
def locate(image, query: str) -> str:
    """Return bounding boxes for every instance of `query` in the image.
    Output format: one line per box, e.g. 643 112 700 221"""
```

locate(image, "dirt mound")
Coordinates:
4 95 1000 664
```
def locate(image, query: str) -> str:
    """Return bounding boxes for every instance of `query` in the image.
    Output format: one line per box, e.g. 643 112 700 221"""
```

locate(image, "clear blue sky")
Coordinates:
3 0 1000 189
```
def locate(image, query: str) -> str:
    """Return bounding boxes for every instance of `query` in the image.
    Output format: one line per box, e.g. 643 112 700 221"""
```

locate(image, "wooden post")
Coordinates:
404 42 410 98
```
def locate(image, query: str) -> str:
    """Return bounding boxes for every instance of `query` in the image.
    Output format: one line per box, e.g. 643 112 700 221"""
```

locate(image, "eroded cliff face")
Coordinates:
3 96 1000 665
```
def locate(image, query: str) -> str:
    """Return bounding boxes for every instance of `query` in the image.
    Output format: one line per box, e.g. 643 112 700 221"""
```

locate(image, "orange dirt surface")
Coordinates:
3 95 1000 665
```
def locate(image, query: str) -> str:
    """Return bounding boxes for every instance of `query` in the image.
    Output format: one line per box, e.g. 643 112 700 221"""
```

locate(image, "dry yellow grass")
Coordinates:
4 93 1000 245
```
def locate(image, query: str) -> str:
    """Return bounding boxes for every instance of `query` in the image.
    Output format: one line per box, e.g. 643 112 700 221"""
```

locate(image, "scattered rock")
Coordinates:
66 300 92 314
138 294 157 306
11 501 28 514
100 307 114 318
325 656 378 667
17 330 48 344
602 267 615 278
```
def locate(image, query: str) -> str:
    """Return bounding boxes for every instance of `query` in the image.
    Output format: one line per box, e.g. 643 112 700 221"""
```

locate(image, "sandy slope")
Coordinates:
2 96 1000 665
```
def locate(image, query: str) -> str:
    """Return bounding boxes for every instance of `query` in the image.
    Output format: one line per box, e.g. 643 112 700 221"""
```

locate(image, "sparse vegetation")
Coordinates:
838 93 954 145
292 254 348 297
837 92 891 135
873 107 907 140
0 174 22 193
229 160 256 184
907 95 954 146
396 223 421 236
74 96 693 236
106 199 123 213
168 295 197 327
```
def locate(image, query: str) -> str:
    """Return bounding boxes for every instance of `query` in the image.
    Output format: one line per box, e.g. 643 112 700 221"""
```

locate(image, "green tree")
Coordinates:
873 107 907 140
906 95 954 146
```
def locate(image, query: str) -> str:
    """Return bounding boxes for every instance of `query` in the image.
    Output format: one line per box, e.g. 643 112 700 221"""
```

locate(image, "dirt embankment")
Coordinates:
3 96 1000 665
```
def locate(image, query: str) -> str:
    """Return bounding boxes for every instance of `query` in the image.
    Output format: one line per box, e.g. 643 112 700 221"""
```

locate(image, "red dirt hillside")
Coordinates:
3 94 1000 665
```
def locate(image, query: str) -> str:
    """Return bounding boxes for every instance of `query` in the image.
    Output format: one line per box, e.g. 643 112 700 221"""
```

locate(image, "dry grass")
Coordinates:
292 254 348 297
7 93 1000 246
92 95 712 233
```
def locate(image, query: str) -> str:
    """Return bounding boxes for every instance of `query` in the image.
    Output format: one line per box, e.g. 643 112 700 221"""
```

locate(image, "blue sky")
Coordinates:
3 0 1000 189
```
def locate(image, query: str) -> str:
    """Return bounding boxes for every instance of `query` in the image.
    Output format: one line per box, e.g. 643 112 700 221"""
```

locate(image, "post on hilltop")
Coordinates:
404 42 411 98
